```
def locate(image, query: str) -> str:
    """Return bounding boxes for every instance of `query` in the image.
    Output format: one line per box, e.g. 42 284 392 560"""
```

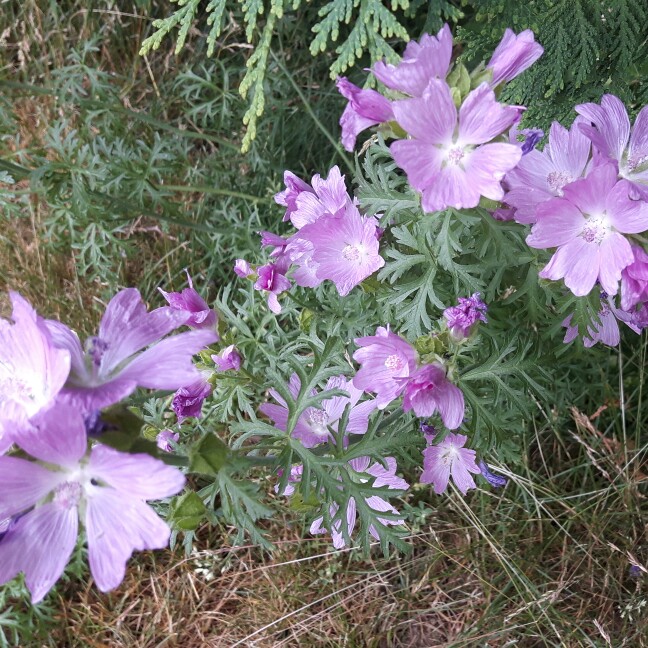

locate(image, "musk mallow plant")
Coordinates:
4 22 648 602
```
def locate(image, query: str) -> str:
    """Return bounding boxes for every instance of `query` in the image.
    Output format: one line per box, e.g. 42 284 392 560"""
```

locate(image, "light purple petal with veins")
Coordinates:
0 457 65 518
118 329 217 390
621 245 648 310
0 293 71 451
576 94 631 162
0 503 78 604
158 270 218 332
487 28 544 86
353 327 417 409
421 433 479 495
372 25 453 96
17 404 87 467
458 83 524 144
402 364 465 429
336 77 394 151
85 489 173 592
89 445 186 499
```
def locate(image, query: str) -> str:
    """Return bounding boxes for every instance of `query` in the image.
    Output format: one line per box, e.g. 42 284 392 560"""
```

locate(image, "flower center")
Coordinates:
384 354 405 371
626 153 648 173
440 446 459 466
85 336 108 367
546 170 573 196
581 216 609 244
0 375 34 402
446 146 465 166
53 481 83 510
342 244 361 262
306 408 329 436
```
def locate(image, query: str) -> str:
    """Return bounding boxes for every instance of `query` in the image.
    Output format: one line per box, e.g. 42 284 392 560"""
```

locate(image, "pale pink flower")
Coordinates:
526 164 648 297
401 364 465 429
390 80 522 212
421 433 480 495
352 327 417 409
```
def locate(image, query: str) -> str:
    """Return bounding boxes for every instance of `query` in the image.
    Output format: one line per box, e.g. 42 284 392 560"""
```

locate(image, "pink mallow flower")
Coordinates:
504 118 592 224
172 376 212 423
211 345 242 372
274 465 304 497
336 77 394 152
562 294 641 348
390 80 522 213
233 259 254 278
156 429 179 452
0 404 185 603
260 374 376 448
443 293 488 339
288 166 352 230
0 293 71 454
486 28 544 87
260 231 289 258
576 94 648 200
291 205 384 297
526 164 648 297
421 433 480 495
254 263 292 314
310 456 409 549
274 170 314 222
402 364 465 429
621 245 648 311
371 25 453 96
44 289 217 414
353 327 418 409
158 270 218 333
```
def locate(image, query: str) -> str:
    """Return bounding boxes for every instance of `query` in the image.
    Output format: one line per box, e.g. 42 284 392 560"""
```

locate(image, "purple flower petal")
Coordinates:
392 80 456 142
97 289 188 374
353 327 417 409
372 25 453 96
212 345 242 372
0 503 78 603
172 376 212 422
487 28 543 86
0 293 71 449
298 208 384 297
89 445 186 500
390 140 445 192
576 94 631 163
16 404 87 467
0 457 65 518
158 270 218 332
336 77 394 152
117 329 217 390
421 433 479 495
85 489 172 592
458 83 523 144
401 364 465 429
156 429 180 453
